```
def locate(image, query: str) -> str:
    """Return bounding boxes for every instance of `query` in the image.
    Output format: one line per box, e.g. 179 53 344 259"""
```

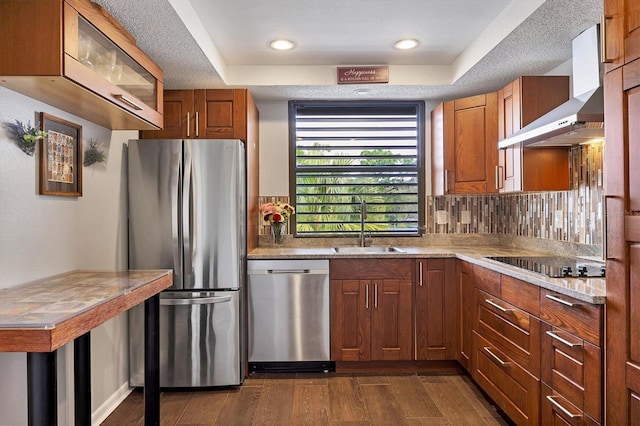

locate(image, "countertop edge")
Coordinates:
248 247 605 305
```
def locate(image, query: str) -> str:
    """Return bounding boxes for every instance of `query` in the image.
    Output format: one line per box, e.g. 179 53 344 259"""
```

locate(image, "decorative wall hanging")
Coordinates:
39 113 83 197
83 138 107 166
4 119 48 156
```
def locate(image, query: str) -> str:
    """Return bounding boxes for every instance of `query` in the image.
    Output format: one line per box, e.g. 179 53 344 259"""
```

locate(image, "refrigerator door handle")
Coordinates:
160 295 233 306
171 152 182 282
182 143 193 282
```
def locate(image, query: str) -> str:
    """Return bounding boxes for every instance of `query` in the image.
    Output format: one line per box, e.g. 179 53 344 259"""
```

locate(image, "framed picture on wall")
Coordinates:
39 113 83 197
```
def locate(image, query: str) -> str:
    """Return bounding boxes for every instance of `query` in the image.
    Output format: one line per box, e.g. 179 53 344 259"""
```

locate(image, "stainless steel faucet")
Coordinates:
359 200 367 247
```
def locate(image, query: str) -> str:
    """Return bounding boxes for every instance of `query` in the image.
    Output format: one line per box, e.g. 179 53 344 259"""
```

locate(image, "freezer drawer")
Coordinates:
248 259 330 364
130 290 243 387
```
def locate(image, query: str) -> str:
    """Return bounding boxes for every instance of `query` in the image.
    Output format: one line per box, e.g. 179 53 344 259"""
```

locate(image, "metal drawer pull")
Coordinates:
546 331 583 348
418 261 424 287
374 283 378 308
485 299 514 314
160 295 232 305
186 112 190 137
546 396 582 419
112 94 143 110
546 294 581 307
365 284 369 309
483 347 510 367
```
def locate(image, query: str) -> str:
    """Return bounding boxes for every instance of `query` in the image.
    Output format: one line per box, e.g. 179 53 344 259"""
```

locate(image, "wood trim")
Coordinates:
334 360 462 374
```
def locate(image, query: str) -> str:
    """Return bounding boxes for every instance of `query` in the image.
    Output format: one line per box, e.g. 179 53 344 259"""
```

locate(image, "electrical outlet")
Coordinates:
554 210 564 229
436 210 448 225
461 210 471 225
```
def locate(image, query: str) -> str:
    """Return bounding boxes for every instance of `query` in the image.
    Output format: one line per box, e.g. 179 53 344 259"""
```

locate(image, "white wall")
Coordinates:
255 99 435 197
0 87 133 425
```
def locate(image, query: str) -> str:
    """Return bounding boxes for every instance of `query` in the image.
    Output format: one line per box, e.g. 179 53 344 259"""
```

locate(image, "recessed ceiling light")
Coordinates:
394 39 419 50
354 88 370 95
270 39 296 51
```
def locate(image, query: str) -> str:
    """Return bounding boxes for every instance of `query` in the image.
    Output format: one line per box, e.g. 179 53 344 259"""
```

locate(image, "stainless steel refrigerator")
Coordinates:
127 138 246 387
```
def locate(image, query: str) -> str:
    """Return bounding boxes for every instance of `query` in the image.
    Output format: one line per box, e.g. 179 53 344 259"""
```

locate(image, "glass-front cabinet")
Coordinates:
0 0 163 130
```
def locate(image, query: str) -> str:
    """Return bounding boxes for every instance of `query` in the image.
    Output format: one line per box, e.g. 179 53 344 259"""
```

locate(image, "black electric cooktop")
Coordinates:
486 256 606 278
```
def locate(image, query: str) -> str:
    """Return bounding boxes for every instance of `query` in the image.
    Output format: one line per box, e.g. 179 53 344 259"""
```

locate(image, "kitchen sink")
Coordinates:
330 246 406 254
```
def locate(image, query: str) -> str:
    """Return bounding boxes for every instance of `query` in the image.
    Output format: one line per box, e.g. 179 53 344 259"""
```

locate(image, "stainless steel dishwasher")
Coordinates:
247 259 332 372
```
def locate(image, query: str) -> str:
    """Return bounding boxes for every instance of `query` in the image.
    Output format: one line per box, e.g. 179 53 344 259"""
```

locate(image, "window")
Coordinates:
289 100 425 237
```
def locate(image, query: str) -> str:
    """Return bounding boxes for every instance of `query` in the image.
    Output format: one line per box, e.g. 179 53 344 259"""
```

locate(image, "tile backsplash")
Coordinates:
426 143 604 247
260 143 604 248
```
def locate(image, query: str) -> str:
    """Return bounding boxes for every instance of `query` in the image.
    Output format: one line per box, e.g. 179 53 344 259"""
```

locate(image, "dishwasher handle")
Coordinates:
248 269 329 275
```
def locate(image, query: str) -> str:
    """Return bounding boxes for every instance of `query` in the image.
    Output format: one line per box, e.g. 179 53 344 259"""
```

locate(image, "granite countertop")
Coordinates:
248 246 606 304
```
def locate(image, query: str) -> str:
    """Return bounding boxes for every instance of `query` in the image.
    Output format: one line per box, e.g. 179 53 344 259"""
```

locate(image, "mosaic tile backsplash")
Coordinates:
261 143 604 248
426 143 604 247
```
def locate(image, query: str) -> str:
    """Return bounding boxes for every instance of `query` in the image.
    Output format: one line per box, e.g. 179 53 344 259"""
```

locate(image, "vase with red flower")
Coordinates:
259 202 295 245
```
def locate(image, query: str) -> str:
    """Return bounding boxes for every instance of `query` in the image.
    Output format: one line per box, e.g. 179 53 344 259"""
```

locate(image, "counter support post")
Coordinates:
144 294 160 426
74 332 91 425
27 351 57 426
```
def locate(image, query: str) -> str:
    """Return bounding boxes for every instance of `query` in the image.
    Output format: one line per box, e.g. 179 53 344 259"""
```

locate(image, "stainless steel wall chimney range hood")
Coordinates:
499 25 604 149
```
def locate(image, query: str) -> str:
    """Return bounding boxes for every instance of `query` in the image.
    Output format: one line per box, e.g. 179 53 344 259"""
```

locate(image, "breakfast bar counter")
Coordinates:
0 270 172 426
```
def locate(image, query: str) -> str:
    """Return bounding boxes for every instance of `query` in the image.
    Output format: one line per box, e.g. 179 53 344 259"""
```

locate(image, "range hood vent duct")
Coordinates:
499 25 604 149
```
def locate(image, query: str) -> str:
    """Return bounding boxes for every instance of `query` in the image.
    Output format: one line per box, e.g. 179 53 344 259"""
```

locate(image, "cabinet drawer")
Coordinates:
330 259 412 280
541 383 600 426
473 265 500 297
539 289 603 346
501 275 540 316
474 332 540 425
541 322 602 423
477 290 540 376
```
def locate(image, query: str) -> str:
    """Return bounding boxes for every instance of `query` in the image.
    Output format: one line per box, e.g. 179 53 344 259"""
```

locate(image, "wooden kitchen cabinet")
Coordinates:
472 266 541 425
457 260 474 371
431 93 499 194
140 89 256 141
414 258 457 360
604 1 640 417
497 76 571 192
329 259 413 361
603 0 640 73
0 0 163 130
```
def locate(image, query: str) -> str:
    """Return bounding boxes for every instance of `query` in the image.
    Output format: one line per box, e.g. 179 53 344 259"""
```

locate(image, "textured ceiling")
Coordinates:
95 0 602 102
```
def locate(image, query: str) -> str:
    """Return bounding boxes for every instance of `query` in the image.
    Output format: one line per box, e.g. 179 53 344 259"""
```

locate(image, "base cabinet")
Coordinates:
474 332 540 425
464 261 604 426
457 260 474 370
414 258 457 360
329 259 412 361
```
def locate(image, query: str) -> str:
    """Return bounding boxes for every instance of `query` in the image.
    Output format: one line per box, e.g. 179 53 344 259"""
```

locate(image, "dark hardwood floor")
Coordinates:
102 372 509 425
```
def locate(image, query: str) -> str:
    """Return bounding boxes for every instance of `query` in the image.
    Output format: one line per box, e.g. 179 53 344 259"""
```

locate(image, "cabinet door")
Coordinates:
497 81 522 193
603 0 640 72
330 279 371 361
457 260 474 370
196 89 247 140
415 259 457 360
604 61 640 426
140 90 193 139
447 93 499 194
371 278 412 361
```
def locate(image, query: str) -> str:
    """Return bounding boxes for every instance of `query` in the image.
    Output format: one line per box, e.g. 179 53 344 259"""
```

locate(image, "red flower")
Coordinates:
272 213 283 222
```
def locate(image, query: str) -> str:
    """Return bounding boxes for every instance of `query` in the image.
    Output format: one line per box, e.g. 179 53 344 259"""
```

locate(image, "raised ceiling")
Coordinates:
95 0 603 102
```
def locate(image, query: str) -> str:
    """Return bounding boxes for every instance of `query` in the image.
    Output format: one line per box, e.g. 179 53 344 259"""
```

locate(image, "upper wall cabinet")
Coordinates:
0 0 163 130
140 89 254 141
431 93 499 195
603 0 640 73
497 76 571 192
